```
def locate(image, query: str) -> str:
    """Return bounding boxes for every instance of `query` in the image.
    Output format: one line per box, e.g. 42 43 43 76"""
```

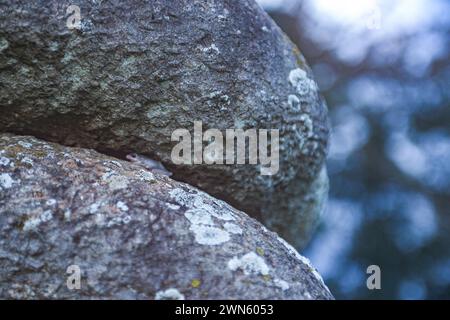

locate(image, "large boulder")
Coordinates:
0 134 333 299
0 0 329 248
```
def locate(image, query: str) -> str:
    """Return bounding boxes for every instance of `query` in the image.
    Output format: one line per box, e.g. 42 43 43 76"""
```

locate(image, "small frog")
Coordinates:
126 153 172 177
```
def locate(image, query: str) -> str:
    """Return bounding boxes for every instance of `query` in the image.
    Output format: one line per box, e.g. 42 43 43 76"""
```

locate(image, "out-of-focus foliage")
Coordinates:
258 0 450 299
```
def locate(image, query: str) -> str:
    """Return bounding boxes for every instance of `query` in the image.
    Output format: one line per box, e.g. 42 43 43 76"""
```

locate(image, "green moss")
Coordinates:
4 145 23 157
256 247 265 256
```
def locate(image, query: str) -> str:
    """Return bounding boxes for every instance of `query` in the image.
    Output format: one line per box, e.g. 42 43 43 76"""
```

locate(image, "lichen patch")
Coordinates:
0 173 15 189
17 140 32 148
155 288 185 300
288 68 317 99
136 169 155 182
288 94 301 111
289 68 307 87
171 188 240 246
274 278 290 291
185 208 215 226
190 225 230 246
228 252 270 276
223 222 243 235
102 172 129 191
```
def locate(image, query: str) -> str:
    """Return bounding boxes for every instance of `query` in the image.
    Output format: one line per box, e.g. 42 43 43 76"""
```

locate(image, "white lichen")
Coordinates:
169 188 192 206
136 169 155 182
20 157 33 166
171 188 240 246
185 208 215 226
95 213 106 225
221 94 230 102
207 90 222 99
45 199 57 206
101 171 115 181
210 209 235 222
228 252 270 276
274 278 290 291
17 141 32 148
122 215 132 224
7 283 35 299
61 51 73 64
108 160 123 168
190 225 230 246
0 37 9 53
297 78 317 96
64 210 72 221
288 94 301 111
0 173 15 189
304 292 313 300
171 188 236 219
23 210 53 231
289 68 308 87
40 210 53 222
155 288 185 300
89 203 101 214
223 222 243 235
106 214 132 227
167 203 180 210
288 68 317 98
201 44 220 54
102 172 129 191
116 201 129 212
299 114 314 138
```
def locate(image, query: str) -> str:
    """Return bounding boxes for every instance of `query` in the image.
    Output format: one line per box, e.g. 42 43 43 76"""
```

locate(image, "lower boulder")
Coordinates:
0 134 332 299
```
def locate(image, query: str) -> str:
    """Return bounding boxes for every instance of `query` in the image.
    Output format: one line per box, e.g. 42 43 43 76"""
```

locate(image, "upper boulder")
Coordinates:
0 0 329 248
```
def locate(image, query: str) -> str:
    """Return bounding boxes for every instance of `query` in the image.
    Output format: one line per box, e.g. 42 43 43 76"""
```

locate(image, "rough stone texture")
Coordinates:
0 134 333 300
0 0 329 248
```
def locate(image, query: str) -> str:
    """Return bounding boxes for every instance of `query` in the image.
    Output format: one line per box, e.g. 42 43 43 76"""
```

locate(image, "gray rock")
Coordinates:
0 134 333 299
0 0 329 248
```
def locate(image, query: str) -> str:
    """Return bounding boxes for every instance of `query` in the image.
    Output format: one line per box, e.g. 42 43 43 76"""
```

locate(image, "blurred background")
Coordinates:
257 0 450 299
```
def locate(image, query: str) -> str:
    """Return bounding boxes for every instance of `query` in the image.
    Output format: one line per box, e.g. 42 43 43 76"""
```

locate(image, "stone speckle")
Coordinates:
116 201 129 212
23 210 53 231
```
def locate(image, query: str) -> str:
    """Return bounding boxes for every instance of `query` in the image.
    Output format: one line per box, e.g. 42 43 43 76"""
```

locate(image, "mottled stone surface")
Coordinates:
0 134 333 299
0 0 329 248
